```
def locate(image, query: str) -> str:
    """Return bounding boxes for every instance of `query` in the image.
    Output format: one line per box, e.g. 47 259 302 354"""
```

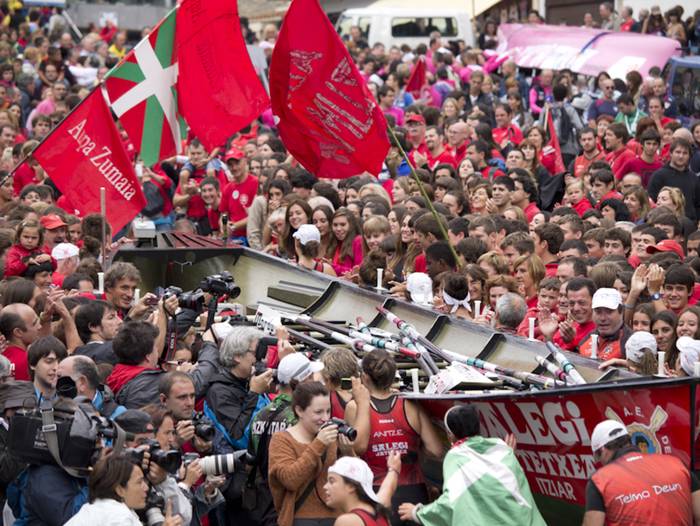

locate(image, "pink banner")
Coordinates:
497 23 682 78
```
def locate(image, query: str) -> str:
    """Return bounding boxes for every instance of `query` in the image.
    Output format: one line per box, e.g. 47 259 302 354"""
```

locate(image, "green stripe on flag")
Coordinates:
105 61 145 83
154 10 176 69
140 96 165 166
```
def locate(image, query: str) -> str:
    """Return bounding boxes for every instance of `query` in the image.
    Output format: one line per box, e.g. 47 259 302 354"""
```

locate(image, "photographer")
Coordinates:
205 327 274 450
159 372 213 455
65 454 183 526
141 404 225 526
115 409 194 525
57 355 126 419
268 381 355 526
103 262 158 321
247 353 325 526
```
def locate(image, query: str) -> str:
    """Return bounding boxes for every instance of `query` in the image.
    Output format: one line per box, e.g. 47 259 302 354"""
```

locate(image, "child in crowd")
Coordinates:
4 220 55 277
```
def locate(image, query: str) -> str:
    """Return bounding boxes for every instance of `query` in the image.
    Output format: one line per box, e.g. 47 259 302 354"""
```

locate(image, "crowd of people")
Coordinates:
0 1 696 525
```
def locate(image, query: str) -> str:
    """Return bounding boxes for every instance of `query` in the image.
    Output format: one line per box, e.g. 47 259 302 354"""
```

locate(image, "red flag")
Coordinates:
270 0 389 179
543 106 566 174
405 56 426 98
33 90 146 232
176 0 270 152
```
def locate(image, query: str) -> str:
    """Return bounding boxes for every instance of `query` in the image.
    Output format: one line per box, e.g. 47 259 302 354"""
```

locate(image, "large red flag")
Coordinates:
33 90 146 232
270 0 390 179
405 56 426 98
543 106 566 174
176 0 270 152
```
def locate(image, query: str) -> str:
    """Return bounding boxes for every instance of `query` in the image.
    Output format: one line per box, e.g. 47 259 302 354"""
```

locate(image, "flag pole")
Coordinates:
100 187 107 265
386 125 461 269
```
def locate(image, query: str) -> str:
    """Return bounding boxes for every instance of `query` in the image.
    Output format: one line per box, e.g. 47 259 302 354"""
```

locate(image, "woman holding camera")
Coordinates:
325 455 401 526
268 381 354 526
65 455 183 526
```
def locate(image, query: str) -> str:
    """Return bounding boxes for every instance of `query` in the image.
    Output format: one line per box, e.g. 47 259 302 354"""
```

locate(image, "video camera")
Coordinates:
8 398 132 474
200 271 241 299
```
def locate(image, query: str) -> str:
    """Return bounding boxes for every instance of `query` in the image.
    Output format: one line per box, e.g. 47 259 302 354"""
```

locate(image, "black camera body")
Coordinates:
192 412 216 441
200 271 241 299
124 438 182 474
325 417 358 441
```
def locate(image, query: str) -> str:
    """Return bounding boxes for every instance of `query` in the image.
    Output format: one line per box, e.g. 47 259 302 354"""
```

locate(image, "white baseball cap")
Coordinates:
406 272 433 305
51 242 79 260
592 288 622 310
624 331 657 363
277 352 324 385
591 419 628 453
292 224 321 246
328 457 381 503
677 336 700 376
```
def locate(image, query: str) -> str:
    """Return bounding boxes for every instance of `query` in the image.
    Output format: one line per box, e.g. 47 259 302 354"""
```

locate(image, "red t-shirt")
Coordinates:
571 198 593 217
480 166 505 180
523 201 541 222
617 156 663 187
14 164 40 195
414 253 426 273
606 147 636 180
492 125 523 147
427 147 457 169
572 151 605 178
176 167 228 219
220 175 259 237
3 345 29 380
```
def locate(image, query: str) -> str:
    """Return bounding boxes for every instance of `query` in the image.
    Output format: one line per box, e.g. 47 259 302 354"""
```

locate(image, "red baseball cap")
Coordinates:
224 148 245 162
40 214 67 231
406 114 426 125
646 239 684 259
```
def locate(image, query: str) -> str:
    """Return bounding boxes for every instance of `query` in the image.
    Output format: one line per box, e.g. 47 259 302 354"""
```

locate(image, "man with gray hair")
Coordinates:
495 293 527 333
205 326 274 449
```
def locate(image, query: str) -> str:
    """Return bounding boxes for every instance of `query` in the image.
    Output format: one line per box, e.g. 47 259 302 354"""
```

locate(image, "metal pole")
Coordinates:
100 187 107 265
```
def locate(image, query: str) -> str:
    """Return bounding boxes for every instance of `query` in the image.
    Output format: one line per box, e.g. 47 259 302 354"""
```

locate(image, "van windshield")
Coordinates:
337 14 371 39
391 17 458 37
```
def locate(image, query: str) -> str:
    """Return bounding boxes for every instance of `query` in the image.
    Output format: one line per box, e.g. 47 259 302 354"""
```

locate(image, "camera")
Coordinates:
324 417 358 441
124 439 182 475
160 286 206 313
200 271 241 299
199 449 254 476
144 487 166 526
191 411 216 441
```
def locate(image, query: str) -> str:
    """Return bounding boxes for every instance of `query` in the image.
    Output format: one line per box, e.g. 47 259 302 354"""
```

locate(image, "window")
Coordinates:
337 15 371 39
391 17 458 38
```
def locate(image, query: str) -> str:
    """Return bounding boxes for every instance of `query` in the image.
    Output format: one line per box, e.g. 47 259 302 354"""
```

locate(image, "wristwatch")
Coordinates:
650 292 661 301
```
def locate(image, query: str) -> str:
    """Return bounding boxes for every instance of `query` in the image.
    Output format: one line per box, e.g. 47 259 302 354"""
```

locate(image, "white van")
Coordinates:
336 1 475 50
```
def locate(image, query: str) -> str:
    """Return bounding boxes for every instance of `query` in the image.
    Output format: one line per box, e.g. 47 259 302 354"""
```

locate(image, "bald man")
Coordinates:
58 355 126 418
0 304 41 380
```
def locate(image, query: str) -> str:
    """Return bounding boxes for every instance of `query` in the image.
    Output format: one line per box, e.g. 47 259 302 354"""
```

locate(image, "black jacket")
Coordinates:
116 342 220 409
206 369 260 444
647 163 700 221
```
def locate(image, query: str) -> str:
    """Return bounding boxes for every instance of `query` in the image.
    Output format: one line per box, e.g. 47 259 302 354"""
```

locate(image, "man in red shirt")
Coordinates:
511 172 540 222
414 126 456 170
604 122 635 180
444 118 469 164
200 177 222 238
492 104 523 149
533 223 563 277
173 139 228 235
468 140 505 180
617 128 663 186
540 277 596 351
590 170 622 206
219 148 258 245
571 127 605 178
406 114 428 166
0 303 41 381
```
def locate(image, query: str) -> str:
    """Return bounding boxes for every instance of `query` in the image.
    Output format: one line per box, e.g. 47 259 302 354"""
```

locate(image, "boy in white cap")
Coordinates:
598 331 658 375
293 224 336 276
584 418 700 525
579 288 631 361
